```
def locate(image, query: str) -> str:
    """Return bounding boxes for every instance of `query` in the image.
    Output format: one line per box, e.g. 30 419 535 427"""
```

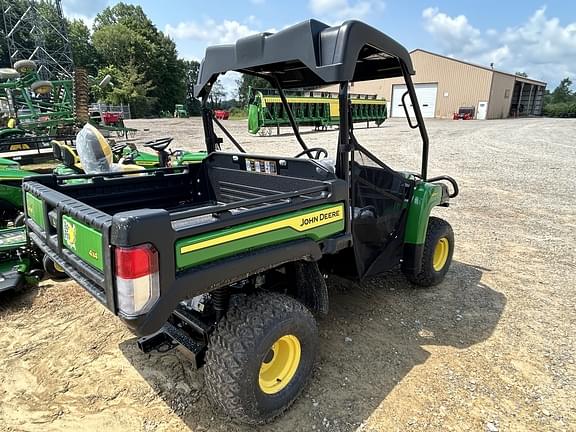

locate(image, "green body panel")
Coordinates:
0 168 38 208
177 151 208 164
0 226 27 251
62 215 104 271
0 184 24 208
25 192 45 229
248 104 261 134
0 168 37 180
134 152 159 166
0 157 20 168
176 203 345 270
404 182 443 244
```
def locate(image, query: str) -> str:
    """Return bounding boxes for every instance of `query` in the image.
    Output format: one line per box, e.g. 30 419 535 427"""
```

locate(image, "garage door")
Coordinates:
391 83 438 118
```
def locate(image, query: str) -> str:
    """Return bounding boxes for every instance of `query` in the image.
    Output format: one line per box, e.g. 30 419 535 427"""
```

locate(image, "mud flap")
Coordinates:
294 261 329 315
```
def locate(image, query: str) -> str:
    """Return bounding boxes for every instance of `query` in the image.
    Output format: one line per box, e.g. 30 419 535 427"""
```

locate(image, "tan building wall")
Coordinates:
323 49 546 119
325 50 494 118
487 72 515 119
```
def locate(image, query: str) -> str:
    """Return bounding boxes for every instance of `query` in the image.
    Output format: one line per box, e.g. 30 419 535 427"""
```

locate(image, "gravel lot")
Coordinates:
0 117 575 431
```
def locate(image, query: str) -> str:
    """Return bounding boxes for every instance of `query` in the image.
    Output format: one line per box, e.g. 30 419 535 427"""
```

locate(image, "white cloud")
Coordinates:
61 0 107 17
63 12 96 29
165 18 276 97
165 19 265 45
309 0 384 23
422 7 486 56
60 0 108 28
422 7 576 87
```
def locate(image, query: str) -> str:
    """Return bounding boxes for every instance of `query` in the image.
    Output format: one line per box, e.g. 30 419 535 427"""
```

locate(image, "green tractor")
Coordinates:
23 20 458 424
173 104 188 118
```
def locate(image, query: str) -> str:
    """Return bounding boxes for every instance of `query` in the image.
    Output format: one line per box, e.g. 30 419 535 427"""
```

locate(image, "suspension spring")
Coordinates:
211 287 230 320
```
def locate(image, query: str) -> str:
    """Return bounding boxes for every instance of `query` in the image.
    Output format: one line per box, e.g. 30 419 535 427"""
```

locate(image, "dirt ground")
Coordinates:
1 117 575 432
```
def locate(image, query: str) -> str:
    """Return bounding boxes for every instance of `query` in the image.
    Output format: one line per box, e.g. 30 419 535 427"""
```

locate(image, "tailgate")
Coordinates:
23 180 115 309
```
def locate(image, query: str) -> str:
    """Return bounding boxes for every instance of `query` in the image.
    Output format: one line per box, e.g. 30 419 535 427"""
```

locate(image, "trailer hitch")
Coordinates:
137 321 207 368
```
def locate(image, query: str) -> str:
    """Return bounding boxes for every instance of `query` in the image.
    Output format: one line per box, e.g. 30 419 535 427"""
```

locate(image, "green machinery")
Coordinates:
247 87 387 135
174 104 188 118
0 60 136 142
0 59 76 138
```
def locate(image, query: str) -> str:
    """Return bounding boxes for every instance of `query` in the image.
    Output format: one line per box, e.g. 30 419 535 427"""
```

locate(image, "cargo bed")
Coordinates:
23 152 348 334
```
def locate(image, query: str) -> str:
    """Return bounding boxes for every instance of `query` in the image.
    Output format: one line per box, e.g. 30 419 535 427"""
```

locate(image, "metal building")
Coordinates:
339 49 547 119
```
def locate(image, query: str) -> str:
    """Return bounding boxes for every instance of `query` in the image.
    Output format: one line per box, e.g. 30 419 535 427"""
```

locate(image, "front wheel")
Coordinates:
404 216 454 287
204 292 318 424
42 255 69 281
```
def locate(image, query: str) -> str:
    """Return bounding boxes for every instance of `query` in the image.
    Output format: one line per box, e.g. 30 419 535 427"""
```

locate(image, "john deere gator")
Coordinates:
23 19 459 424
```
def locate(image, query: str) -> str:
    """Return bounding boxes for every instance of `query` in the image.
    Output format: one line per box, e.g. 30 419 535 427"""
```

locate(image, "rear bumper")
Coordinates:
29 231 108 303
33 227 324 337
119 239 323 336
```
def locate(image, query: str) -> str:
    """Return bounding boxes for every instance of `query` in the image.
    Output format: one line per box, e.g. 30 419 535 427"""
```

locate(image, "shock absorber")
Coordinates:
211 287 230 320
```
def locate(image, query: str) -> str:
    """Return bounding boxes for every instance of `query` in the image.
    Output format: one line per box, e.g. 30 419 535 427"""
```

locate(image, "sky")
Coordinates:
61 0 576 95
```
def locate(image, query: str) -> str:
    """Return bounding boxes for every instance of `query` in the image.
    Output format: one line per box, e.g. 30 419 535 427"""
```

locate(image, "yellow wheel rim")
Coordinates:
433 237 449 271
53 262 64 273
259 334 301 394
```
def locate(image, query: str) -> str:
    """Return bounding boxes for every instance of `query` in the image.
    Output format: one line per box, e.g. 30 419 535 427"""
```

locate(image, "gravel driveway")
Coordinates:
0 117 574 431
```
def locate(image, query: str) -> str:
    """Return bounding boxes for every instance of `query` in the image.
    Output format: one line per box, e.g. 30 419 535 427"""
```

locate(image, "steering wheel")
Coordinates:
144 137 174 152
111 142 128 154
293 147 328 159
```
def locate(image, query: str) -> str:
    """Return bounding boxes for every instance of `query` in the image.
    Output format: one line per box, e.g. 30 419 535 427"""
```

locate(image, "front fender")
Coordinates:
402 182 443 274
404 181 443 245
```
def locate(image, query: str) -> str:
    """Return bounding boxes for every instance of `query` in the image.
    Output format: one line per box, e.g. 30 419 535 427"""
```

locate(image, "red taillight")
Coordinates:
115 244 158 279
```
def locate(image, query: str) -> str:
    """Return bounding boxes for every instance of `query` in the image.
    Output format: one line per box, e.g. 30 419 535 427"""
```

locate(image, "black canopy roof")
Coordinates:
194 19 414 97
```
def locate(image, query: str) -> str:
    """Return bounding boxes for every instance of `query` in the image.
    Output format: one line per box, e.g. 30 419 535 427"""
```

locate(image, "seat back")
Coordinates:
75 123 114 174
51 140 63 161
60 143 81 170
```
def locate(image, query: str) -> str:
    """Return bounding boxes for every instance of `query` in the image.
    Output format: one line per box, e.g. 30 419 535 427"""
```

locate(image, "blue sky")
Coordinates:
62 0 576 93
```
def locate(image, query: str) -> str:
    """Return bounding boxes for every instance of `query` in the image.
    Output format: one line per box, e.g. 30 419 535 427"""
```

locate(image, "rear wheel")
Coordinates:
204 292 318 424
404 216 454 287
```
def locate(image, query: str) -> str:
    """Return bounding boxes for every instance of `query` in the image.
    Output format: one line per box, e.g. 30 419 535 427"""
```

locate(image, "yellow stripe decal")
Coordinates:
262 96 386 105
180 204 344 254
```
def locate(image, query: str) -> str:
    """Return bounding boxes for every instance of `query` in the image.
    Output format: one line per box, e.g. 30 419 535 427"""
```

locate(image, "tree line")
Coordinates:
2 2 572 119
543 78 576 118
0 2 202 118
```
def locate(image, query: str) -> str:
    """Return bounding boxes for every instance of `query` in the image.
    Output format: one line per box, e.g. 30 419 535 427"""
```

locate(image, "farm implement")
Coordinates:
248 87 387 135
0 60 136 145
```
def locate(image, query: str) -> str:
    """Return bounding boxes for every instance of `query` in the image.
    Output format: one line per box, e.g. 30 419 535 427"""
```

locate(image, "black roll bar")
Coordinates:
271 76 310 155
400 61 430 180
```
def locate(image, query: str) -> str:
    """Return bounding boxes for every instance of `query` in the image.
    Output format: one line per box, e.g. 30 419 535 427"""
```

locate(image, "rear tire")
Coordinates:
204 292 318 424
404 216 454 287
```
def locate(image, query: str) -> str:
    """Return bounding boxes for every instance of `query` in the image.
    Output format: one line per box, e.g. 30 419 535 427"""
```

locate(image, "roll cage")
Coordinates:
194 18 431 181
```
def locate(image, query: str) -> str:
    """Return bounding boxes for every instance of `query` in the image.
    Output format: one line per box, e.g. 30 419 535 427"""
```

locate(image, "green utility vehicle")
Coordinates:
23 20 459 424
